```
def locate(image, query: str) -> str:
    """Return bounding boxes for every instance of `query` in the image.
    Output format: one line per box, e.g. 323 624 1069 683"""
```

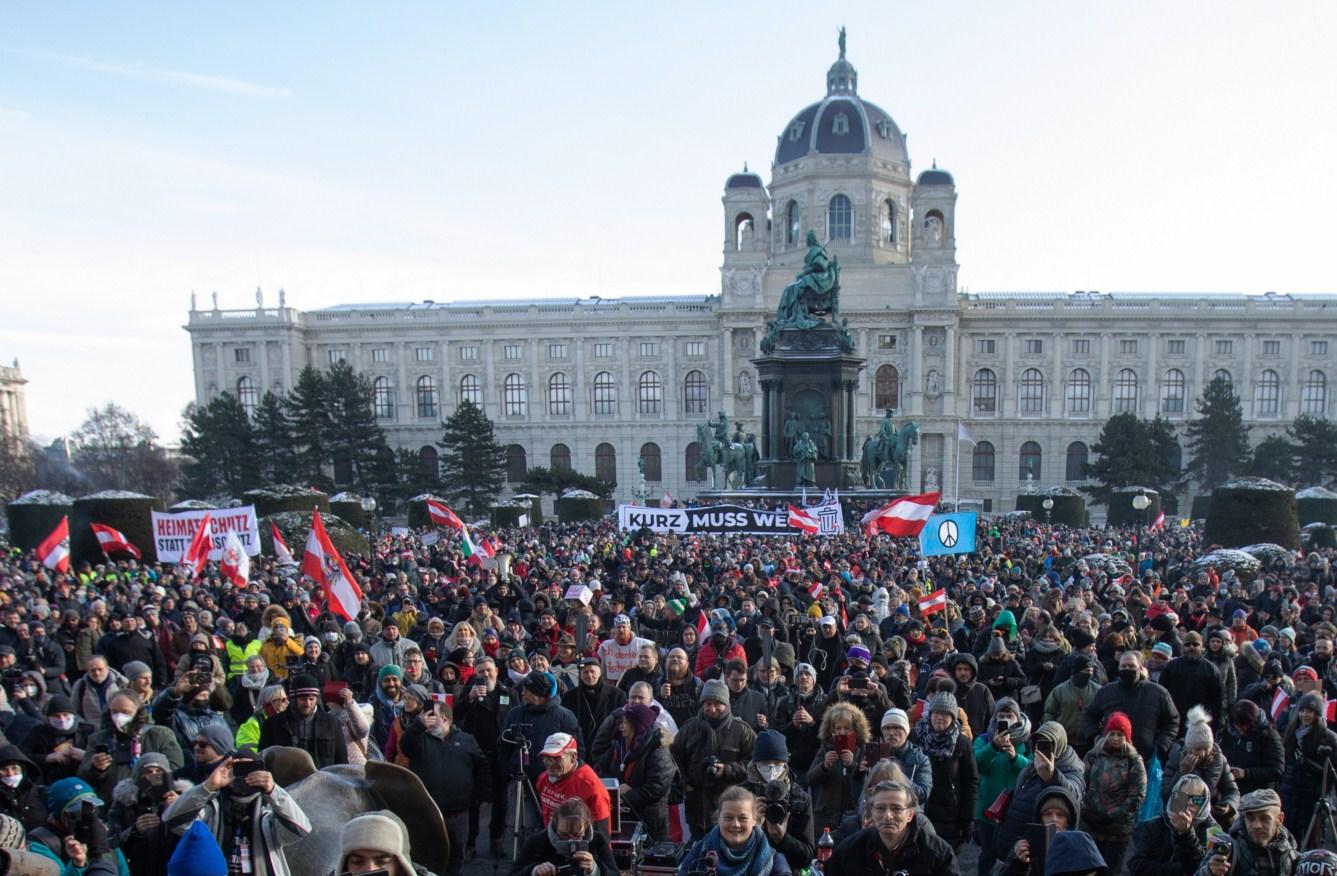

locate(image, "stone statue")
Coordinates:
838 26 846 60
279 288 286 308
783 410 800 455
637 456 645 477
211 290 219 310
737 371 752 396
926 215 944 245
1024 460 1037 495
744 433 759 486
794 431 818 487
732 421 745 446
926 369 941 396
817 414 832 458
190 290 197 311
255 286 264 308
925 466 939 490
775 231 839 330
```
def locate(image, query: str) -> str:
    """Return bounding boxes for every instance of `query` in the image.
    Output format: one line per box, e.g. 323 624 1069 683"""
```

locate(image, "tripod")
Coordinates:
500 736 544 870
1302 757 1337 851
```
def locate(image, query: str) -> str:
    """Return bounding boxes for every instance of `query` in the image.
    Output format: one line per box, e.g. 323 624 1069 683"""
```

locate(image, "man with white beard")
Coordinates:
400 698 489 876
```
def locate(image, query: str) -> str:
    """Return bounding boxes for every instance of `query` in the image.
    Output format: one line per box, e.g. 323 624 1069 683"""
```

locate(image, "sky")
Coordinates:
3 3 1335 444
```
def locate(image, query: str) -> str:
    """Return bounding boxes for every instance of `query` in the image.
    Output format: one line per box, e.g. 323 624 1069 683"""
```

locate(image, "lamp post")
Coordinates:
1041 496 1054 525
360 495 379 579
1131 490 1150 541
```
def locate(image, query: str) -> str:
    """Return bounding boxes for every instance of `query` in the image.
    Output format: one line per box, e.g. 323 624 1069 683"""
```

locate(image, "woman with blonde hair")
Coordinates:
806 701 872 831
444 621 483 659
676 786 792 876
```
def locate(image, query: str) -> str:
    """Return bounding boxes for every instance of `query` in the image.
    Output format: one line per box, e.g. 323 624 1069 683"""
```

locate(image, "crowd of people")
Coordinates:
0 506 1333 876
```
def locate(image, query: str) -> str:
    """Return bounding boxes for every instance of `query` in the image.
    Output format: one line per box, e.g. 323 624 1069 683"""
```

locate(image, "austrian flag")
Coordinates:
37 517 71 574
861 493 940 537
301 510 362 621
90 523 141 560
917 588 948 616
270 521 295 565
182 513 213 580
426 500 465 531
788 505 819 534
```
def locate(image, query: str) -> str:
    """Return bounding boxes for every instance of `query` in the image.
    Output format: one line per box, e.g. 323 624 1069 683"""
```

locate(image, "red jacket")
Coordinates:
693 637 746 679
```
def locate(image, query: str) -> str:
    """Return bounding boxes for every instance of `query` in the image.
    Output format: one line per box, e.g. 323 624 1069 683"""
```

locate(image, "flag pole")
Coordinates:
954 419 961 511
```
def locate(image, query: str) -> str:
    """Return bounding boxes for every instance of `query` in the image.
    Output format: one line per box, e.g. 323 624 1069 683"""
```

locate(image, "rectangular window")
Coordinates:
504 344 522 360
1072 339 1090 355
640 341 658 357
1167 340 1186 355
1215 339 1233 355
976 339 996 355
878 334 897 350
327 349 346 364
1023 339 1043 355
459 345 479 362
371 348 389 363
233 347 250 363
1311 340 1328 356
414 346 433 362
1263 340 1281 355
982 499 994 513
547 343 568 359
1120 339 1138 355
594 342 613 358
685 341 705 357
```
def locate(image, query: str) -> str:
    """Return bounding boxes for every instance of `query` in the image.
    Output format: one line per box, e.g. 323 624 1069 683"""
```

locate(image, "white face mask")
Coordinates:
0 774 20 789
111 712 135 730
50 716 75 732
758 764 785 782
22 687 37 698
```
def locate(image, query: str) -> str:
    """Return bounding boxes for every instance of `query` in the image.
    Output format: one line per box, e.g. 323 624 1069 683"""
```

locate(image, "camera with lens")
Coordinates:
762 781 789 825
703 755 719 775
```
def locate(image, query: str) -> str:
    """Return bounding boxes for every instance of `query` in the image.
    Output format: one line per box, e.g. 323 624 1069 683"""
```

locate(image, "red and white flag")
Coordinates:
1270 687 1291 722
861 493 940 537
37 517 70 574
425 499 465 531
660 492 674 508
918 588 948 616
695 611 710 641
808 580 826 601
788 505 819 534
1326 700 1337 723
477 535 498 559
1149 511 1166 532
300 510 362 621
219 530 250 588
270 521 295 565
90 523 141 560
182 513 213 580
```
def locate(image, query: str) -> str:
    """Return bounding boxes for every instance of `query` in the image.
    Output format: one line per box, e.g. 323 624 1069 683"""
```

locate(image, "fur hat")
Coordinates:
339 811 415 876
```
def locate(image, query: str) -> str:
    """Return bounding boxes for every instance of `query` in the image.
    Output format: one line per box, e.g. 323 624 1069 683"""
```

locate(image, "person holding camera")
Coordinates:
775 663 827 783
994 722 1086 876
106 752 187 876
400 698 488 876
151 667 232 758
740 730 815 866
827 779 956 876
672 678 757 840
79 689 185 804
1279 692 1337 823
500 671 583 833
806 702 873 833
1194 789 1296 876
458 656 512 860
676 786 793 876
28 776 129 875
1128 774 1214 876
510 797 619 876
595 702 675 840
258 619 304 681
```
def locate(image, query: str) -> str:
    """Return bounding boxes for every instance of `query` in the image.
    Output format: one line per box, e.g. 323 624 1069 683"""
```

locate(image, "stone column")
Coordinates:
722 329 735 418
845 380 856 459
397 342 409 421
1145 333 1159 419
944 325 956 411
760 380 772 458
909 325 923 415
1097 333 1111 419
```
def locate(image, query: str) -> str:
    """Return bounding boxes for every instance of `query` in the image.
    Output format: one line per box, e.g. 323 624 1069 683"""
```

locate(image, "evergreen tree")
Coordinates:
324 361 389 489
178 394 259 497
1184 375 1249 490
286 366 332 489
520 465 614 499
1249 434 1296 484
1145 415 1184 493
1288 414 1337 486
1084 413 1148 505
437 400 506 516
252 391 300 485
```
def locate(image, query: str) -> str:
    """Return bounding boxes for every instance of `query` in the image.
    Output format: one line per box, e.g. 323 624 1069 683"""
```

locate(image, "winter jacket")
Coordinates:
77 716 186 803
258 635 304 679
1204 645 1238 705
692 636 746 680
775 688 827 776
1082 733 1148 840
948 654 996 736
597 725 675 840
806 741 872 833
977 655 1028 701
1158 656 1226 731
257 707 349 768
658 674 702 728
562 682 628 750
1219 721 1284 794
1160 742 1240 813
670 709 756 833
740 776 816 865
22 718 94 786
399 721 489 815
974 730 1031 820
500 697 583 786
70 671 127 724
1128 805 1211 876
163 779 312 876
107 769 190 876
508 825 620 876
1082 677 1181 762
995 724 1086 857
0 745 46 831
920 730 978 842
728 685 773 733
1043 678 1102 751
828 819 959 876
1280 720 1337 819
1192 819 1297 876
992 786 1080 876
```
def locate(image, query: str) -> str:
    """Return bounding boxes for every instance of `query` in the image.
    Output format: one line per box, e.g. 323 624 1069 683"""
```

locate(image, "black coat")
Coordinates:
977 656 1027 701
257 708 348 768
508 825 619 876
501 698 583 786
775 689 827 777
562 682 627 750
0 746 46 831
921 732 979 843
740 778 816 865
1157 656 1226 731
829 820 959 876
1219 723 1284 794
1128 811 1210 876
1280 720 1337 819
947 655 995 737
399 721 489 815
596 726 675 840
1082 678 1181 762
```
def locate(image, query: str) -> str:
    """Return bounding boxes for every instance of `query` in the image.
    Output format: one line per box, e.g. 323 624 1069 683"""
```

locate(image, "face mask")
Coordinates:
111 712 135 730
50 716 75 732
0 775 20 789
758 764 785 782
1073 672 1093 688
22 686 37 698
1118 668 1138 687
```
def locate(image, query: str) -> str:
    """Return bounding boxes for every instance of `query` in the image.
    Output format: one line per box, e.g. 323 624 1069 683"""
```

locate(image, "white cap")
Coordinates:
540 732 577 757
819 615 837 627
881 708 910 730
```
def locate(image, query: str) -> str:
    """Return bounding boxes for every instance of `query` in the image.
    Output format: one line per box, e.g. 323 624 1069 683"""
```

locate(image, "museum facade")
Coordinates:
185 44 1337 516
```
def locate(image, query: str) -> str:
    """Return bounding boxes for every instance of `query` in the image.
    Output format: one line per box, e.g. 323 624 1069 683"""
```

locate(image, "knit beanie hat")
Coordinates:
524 671 558 699
794 663 817 683
122 660 152 681
752 729 789 762
43 695 76 718
0 813 23 849
881 708 910 731
1103 711 1133 740
929 692 958 717
623 703 658 738
0 848 59 876
1184 705 1213 749
339 811 415 876
376 664 403 682
701 678 730 705
168 820 228 876
1150 642 1173 660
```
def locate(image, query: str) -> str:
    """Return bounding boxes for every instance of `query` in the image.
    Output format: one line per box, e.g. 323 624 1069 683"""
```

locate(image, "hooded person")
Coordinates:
166 819 227 876
1160 706 1240 823
993 786 1081 876
978 631 1027 702
1044 831 1108 876
1280 691 1337 822
78 689 186 803
670 677 756 839
974 697 1033 876
337 810 437 876
0 744 46 831
995 722 1087 870
1081 712 1147 875
21 694 92 785
1128 773 1214 876
107 751 192 876
949 653 996 737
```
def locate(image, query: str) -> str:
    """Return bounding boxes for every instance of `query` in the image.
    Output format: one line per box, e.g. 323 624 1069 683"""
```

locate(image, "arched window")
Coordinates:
640 443 662 482
236 376 258 416
1112 369 1139 413
1254 369 1280 418
459 374 481 406
595 443 617 484
685 442 702 482
548 372 571 416
827 194 852 241
1065 442 1088 482
973 369 997 414
972 441 995 483
372 377 394 419
638 371 662 414
418 446 439 485
416 376 438 419
505 444 527 482
550 443 571 473
881 199 897 244
1212 369 1233 388
503 373 527 417
1019 369 1045 415
593 371 617 415
1065 369 1092 415
1161 369 1186 415
1019 441 1042 480
786 201 800 245
875 364 900 410
1302 370 1328 415
683 370 708 414
924 209 945 244
735 213 754 251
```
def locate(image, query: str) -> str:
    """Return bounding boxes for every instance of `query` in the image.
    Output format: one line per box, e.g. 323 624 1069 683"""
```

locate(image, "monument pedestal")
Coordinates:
754 325 865 491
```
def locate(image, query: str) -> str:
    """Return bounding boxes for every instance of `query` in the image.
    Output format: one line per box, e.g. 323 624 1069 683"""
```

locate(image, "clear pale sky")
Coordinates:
3 3 1334 444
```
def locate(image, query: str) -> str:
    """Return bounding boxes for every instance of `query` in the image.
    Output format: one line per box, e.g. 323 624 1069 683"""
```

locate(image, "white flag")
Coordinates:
958 422 976 445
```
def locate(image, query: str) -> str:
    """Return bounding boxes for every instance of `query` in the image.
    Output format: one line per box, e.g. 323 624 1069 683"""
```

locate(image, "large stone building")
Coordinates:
0 359 29 448
186 43 1337 515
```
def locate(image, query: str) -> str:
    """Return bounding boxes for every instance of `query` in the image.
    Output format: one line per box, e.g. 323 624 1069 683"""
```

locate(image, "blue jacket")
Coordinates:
1045 830 1107 876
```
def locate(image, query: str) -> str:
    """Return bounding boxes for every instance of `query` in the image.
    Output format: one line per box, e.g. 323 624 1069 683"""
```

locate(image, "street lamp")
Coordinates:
360 495 379 578
1041 497 1054 524
1131 489 1150 536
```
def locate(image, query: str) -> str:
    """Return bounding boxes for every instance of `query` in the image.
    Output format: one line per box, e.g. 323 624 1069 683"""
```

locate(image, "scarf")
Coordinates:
696 825 775 876
913 715 960 760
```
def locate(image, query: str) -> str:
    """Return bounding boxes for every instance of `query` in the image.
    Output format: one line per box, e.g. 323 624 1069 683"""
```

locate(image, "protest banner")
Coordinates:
618 495 844 536
152 506 261 562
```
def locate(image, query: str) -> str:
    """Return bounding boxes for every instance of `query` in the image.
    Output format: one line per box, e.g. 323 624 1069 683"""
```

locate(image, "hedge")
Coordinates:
261 511 368 561
1014 490 1087 526
1106 487 1161 528
242 485 329 519
6 491 74 552
1296 487 1337 526
1204 477 1299 550
1190 495 1212 521
406 495 448 531
329 493 370 529
70 491 163 566
1305 524 1337 550
556 496 605 523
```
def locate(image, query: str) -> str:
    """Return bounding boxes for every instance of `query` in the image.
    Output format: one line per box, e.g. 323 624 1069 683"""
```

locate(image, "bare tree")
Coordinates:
70 404 178 500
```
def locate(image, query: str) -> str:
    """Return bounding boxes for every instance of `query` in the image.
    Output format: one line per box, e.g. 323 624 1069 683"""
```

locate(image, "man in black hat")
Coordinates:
257 674 347 767
561 659 626 748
